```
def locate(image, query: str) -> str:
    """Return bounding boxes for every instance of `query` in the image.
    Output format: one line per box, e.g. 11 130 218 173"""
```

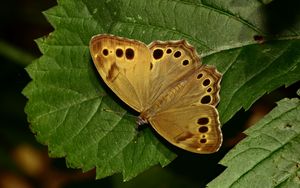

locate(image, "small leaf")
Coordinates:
207 96 300 188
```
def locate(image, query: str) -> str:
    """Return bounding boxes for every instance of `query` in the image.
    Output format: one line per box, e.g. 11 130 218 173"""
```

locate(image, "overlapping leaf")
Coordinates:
23 0 300 180
208 95 300 188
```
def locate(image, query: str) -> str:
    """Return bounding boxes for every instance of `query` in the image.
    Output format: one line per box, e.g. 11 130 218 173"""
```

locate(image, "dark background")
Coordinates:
0 0 299 188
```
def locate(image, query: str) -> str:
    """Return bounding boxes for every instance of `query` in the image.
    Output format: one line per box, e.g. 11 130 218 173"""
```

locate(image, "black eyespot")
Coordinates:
197 73 203 79
153 49 164 59
197 117 209 125
166 49 172 54
201 95 211 104
102 49 109 56
200 138 207 144
198 126 208 133
174 51 181 58
125 48 134 59
182 60 189 66
203 79 211 86
207 88 212 92
116 48 123 57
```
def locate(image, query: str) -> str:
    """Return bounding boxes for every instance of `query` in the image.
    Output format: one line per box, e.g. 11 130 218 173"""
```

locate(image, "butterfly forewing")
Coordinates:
90 34 152 111
146 40 201 105
143 40 221 114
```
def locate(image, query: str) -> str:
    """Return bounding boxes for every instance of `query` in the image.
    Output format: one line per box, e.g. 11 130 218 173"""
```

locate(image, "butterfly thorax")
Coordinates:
139 80 187 123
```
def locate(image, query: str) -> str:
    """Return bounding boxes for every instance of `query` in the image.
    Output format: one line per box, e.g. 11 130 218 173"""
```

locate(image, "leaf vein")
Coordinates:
33 94 105 122
229 125 300 187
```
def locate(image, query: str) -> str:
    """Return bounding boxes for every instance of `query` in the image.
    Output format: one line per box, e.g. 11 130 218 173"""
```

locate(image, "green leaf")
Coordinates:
207 96 300 188
208 40 300 123
23 0 300 181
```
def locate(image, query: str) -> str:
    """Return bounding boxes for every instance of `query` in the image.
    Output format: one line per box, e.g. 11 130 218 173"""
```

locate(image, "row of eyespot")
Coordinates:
198 74 213 104
101 47 191 65
198 83 213 145
197 117 209 144
153 48 191 66
102 48 135 59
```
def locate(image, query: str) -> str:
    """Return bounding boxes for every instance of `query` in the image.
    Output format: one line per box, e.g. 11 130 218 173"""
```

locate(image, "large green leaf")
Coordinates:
207 95 300 188
23 0 300 181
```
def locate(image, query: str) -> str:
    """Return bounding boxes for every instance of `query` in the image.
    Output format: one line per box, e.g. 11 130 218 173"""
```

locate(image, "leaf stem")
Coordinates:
0 39 36 67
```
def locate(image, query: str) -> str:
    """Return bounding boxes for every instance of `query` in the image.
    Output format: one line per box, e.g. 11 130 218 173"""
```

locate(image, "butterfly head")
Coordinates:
136 116 149 126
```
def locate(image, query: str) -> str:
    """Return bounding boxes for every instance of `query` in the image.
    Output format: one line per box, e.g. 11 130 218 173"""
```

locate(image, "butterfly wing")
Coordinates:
89 34 152 112
148 104 222 154
146 40 221 107
143 40 222 154
146 68 222 153
146 40 200 105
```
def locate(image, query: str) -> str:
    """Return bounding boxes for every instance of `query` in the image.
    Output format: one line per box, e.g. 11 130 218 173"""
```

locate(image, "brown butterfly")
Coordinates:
89 34 222 154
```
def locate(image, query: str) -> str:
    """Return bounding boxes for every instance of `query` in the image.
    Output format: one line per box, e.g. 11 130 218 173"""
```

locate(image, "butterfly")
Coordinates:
89 34 222 154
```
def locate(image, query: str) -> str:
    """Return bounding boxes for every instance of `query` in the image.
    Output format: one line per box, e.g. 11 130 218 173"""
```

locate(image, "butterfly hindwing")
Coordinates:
148 104 222 154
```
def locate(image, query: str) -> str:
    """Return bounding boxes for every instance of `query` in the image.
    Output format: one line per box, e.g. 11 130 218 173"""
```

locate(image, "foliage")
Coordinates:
208 95 300 188
23 0 300 183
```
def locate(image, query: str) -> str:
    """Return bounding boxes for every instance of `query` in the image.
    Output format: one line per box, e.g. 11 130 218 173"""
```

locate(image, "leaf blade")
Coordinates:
207 97 300 188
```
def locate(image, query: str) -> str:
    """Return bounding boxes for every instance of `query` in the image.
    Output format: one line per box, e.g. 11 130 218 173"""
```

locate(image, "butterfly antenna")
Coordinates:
102 108 137 118
102 108 145 132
